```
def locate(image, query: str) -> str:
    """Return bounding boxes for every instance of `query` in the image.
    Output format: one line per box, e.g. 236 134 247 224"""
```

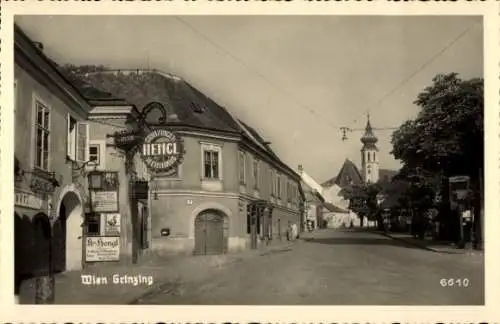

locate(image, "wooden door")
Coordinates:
194 212 224 255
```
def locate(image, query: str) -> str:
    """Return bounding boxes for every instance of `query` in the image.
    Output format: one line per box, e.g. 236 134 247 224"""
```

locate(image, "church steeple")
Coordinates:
360 113 378 146
360 114 379 184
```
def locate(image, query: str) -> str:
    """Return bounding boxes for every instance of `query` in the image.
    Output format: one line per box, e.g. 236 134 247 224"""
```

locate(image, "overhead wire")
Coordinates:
173 16 343 133
349 21 480 128
174 16 478 141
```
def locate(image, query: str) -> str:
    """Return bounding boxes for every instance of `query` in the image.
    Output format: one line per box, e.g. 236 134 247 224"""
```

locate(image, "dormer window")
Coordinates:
191 102 204 113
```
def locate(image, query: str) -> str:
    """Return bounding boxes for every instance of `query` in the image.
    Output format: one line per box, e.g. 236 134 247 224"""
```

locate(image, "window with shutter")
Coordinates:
67 114 77 160
253 159 259 189
238 151 246 184
76 122 89 162
277 174 281 199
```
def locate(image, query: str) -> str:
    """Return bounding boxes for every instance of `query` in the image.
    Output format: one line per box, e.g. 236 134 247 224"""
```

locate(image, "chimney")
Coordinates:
298 164 303 172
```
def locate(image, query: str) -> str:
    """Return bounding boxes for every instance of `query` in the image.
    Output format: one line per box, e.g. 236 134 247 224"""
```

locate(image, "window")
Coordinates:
87 140 106 170
271 170 276 196
34 99 50 171
204 150 219 179
67 114 89 162
201 143 222 180
277 174 281 199
85 213 100 236
238 151 246 184
269 169 273 195
89 145 100 164
253 158 259 189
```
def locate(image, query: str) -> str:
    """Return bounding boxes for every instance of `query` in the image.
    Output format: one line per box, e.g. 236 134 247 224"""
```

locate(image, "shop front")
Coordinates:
84 171 122 264
14 161 87 283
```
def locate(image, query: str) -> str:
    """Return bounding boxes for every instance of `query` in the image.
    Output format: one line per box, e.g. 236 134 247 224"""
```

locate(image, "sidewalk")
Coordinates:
19 239 296 305
376 230 484 256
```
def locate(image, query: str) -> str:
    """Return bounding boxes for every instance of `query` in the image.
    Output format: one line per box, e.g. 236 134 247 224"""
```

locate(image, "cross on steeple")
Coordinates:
361 113 378 146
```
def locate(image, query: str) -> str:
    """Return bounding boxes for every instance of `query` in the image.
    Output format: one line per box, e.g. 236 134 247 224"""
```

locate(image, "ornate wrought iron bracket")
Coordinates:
15 167 61 195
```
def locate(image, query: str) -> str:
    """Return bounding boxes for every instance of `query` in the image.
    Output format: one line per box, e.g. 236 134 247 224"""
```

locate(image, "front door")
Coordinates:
194 212 224 255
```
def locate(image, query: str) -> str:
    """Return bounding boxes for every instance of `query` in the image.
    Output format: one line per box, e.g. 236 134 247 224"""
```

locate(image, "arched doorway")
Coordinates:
193 209 228 255
14 212 34 296
53 191 83 271
32 213 51 276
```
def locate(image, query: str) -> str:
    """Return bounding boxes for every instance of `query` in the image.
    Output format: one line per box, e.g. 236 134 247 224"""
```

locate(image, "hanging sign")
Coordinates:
85 236 120 262
14 190 44 210
103 213 121 236
91 191 119 213
141 129 184 172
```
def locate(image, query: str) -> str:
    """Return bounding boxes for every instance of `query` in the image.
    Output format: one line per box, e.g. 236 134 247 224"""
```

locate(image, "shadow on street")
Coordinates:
301 233 425 251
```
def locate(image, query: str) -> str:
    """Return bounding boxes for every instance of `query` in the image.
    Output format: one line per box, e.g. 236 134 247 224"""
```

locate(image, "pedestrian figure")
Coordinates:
286 221 292 241
291 223 298 240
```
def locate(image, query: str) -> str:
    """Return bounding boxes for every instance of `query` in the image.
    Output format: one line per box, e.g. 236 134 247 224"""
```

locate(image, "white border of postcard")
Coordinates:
1 1 499 322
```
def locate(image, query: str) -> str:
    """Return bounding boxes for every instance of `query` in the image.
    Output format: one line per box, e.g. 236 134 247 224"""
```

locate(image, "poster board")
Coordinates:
85 236 120 262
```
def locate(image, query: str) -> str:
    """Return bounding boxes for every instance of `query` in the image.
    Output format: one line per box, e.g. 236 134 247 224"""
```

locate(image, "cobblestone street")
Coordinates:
134 229 484 305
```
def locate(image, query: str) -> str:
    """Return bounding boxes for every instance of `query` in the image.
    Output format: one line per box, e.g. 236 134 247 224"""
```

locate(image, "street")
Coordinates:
134 229 484 305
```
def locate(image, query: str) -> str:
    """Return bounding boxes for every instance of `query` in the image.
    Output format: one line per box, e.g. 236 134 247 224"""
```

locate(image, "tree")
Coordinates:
391 73 483 183
343 183 382 227
391 73 484 243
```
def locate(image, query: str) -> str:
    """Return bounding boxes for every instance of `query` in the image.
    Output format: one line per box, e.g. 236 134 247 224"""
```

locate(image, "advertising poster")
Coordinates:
85 236 120 262
91 191 119 212
104 213 121 236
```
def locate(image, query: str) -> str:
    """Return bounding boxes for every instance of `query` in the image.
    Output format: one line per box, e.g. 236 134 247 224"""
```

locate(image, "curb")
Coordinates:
376 231 443 253
374 230 471 255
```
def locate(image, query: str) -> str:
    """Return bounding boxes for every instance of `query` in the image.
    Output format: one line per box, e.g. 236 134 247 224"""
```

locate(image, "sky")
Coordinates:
15 15 483 183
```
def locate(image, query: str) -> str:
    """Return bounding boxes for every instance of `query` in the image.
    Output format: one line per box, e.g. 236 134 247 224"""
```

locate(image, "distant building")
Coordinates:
297 165 350 229
360 116 379 184
320 116 398 227
322 117 398 190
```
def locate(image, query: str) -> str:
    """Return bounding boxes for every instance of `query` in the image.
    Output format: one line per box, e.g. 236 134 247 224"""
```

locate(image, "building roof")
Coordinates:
14 24 93 116
322 166 398 189
321 176 336 187
379 169 399 183
297 167 327 201
333 159 364 189
59 66 300 180
323 202 349 213
59 69 241 133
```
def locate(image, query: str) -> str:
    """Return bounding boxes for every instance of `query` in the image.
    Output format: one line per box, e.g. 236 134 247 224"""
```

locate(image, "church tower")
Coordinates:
360 114 379 184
